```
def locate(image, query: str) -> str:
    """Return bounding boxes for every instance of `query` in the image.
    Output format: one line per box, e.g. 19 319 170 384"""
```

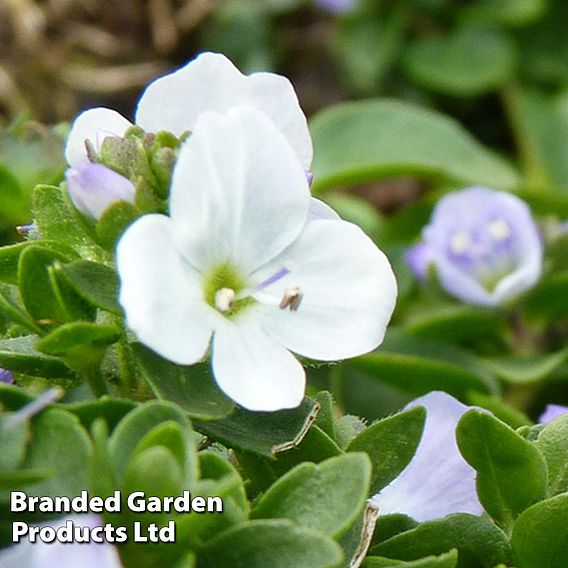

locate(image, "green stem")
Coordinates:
83 365 108 398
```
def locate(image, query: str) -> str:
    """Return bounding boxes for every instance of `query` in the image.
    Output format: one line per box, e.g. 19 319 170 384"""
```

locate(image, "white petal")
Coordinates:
65 108 132 167
169 106 310 275
135 52 312 168
117 214 217 365
371 392 483 522
308 198 341 221
250 220 397 360
212 316 305 411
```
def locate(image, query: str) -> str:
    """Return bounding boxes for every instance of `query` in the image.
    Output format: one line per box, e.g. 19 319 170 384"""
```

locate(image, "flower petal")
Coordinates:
539 404 568 424
308 198 341 221
135 52 312 168
65 108 132 167
66 163 136 220
169 106 310 275
0 515 123 568
212 316 305 411
371 391 483 522
250 220 397 360
117 214 217 365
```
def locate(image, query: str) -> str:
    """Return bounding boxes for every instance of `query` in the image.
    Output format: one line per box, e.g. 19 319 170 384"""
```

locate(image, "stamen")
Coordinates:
450 231 471 254
215 288 236 313
487 219 511 242
279 286 303 311
254 267 290 292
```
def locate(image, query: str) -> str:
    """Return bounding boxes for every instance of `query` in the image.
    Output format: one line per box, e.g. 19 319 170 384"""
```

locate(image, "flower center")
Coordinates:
203 263 254 317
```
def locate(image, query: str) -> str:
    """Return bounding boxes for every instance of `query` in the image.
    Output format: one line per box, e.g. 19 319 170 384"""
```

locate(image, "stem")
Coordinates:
83 366 108 398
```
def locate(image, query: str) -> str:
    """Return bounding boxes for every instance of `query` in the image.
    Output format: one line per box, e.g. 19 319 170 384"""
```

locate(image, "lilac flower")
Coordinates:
407 187 543 307
0 515 122 568
314 0 357 14
539 404 568 424
0 368 14 383
117 107 397 411
370 391 483 522
65 163 136 220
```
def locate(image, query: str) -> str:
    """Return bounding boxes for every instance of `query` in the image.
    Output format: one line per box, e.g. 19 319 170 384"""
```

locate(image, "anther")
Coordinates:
487 219 511 241
279 286 303 311
215 288 236 313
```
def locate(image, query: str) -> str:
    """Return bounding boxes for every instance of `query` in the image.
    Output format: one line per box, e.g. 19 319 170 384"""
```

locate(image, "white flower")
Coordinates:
65 51 312 170
116 107 397 411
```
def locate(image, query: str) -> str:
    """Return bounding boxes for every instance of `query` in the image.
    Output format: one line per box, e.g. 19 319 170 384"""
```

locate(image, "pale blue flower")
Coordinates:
539 404 568 424
407 187 543 307
65 163 136 220
0 515 122 568
0 368 13 383
371 391 483 522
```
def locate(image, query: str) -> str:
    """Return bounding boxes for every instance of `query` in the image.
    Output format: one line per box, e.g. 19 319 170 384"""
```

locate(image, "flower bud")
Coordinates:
65 163 136 220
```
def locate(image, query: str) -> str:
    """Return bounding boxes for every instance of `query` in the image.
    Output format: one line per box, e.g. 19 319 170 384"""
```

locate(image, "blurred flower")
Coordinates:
539 404 568 424
407 187 543 307
0 368 14 383
65 163 136 220
315 0 357 14
370 391 483 522
117 107 396 411
0 515 122 568
65 51 312 170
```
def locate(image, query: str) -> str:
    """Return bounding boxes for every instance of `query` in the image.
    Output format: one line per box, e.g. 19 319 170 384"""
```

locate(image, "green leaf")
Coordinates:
503 86 568 188
406 305 505 345
133 421 198 491
35 322 120 356
54 260 121 314
348 407 425 494
198 519 343 568
313 390 336 440
132 344 234 420
310 100 518 193
347 349 494 401
456 411 548 530
0 336 73 378
339 502 380 567
108 400 191 480
0 414 29 472
336 5 408 94
194 397 319 457
96 200 140 250
524 269 568 318
66 397 136 433
480 349 568 384
516 0 568 84
123 445 185 511
465 392 531 429
402 27 516 97
371 514 513 568
534 414 568 495
364 550 458 567
22 407 92 497
252 453 371 538
32 184 108 262
461 0 547 27
511 493 568 568
0 283 44 335
18 245 72 324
